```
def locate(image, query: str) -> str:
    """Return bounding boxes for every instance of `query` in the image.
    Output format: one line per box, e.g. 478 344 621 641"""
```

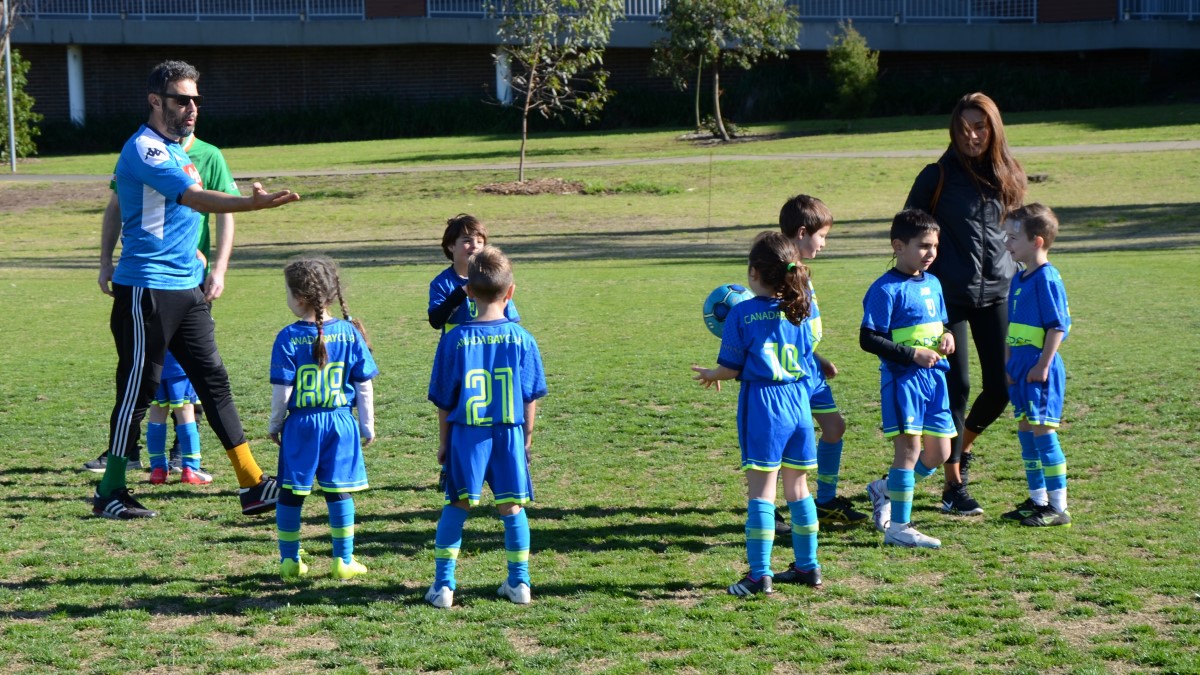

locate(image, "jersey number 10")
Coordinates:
464 367 516 426
763 342 805 381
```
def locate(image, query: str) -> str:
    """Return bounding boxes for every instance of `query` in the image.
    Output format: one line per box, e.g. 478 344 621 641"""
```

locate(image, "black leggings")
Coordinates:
107 284 245 458
944 300 1010 465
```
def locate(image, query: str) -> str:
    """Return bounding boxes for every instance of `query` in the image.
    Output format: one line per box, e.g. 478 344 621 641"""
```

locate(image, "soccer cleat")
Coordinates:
238 475 280 516
498 580 532 604
1002 498 1043 521
727 573 773 597
149 467 169 484
332 556 369 580
773 507 792 535
941 482 984 516
774 563 822 587
92 488 158 520
280 557 308 581
1020 504 1072 528
83 455 143 473
884 524 942 549
815 495 869 525
180 467 213 485
425 584 454 609
867 479 891 533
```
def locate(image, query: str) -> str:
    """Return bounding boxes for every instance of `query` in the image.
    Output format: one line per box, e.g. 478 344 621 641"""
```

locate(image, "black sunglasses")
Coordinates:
161 92 204 107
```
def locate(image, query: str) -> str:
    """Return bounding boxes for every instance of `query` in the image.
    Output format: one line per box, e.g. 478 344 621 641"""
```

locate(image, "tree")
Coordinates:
492 0 623 182
2 15 43 161
652 0 798 142
826 20 879 122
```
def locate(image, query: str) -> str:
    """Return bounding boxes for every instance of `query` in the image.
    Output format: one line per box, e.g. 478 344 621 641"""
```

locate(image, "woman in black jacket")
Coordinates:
904 92 1027 516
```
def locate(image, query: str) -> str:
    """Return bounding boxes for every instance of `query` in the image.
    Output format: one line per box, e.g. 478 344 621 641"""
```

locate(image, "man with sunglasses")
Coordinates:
93 60 300 520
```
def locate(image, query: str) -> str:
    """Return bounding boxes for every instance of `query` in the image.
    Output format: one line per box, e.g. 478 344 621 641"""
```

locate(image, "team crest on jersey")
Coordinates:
920 287 931 296
184 163 202 186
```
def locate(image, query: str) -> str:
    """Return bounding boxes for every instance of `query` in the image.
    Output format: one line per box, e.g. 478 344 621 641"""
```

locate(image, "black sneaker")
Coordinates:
727 573 773 597
774 563 822 587
1020 503 1072 528
941 482 984 516
815 495 869 525
774 507 792 535
92 488 157 519
238 475 280 516
82 454 143 473
1001 498 1042 521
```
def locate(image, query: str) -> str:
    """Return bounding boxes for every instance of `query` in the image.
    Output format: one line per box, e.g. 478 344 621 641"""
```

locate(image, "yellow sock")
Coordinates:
226 443 265 488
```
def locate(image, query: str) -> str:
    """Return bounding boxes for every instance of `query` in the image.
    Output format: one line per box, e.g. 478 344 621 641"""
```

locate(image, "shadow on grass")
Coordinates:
7 202 1199 273
353 146 604 167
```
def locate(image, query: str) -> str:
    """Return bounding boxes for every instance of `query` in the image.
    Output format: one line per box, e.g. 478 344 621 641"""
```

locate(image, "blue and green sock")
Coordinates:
502 509 531 588
434 504 469 591
788 496 819 572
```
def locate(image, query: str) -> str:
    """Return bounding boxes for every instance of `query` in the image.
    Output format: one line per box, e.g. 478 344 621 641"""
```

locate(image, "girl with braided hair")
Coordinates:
269 256 378 581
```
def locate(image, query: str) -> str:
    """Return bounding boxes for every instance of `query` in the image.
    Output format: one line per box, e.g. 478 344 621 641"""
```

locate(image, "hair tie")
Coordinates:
786 262 797 272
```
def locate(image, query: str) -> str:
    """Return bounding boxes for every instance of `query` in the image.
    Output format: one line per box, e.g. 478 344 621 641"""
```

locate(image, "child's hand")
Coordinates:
691 365 722 391
820 359 838 380
912 348 942 369
1006 372 1015 386
1026 363 1050 383
938 332 956 356
437 443 448 466
362 436 375 447
270 432 282 446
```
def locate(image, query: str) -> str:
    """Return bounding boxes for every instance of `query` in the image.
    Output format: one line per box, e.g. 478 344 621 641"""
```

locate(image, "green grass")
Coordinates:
1 104 1199 673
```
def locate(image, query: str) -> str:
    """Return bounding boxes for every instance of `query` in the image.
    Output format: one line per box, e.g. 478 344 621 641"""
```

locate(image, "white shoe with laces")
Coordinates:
884 523 942 549
867 479 891 533
497 580 532 604
425 584 454 609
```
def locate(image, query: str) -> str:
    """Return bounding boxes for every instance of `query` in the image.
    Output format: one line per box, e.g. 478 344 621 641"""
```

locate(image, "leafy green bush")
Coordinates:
0 49 44 160
826 21 879 120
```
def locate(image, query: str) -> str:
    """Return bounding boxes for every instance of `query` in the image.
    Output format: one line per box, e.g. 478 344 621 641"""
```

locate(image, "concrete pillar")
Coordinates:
67 44 84 126
495 49 512 105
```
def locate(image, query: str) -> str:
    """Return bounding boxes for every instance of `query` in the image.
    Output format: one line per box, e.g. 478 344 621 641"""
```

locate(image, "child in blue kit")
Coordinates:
780 194 868 526
692 231 823 596
999 204 1072 527
270 256 378 581
861 209 957 549
426 246 547 609
145 351 211 485
428 214 521 334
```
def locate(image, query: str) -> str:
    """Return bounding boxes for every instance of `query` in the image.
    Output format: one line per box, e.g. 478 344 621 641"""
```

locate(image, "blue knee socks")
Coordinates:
502 509 531 587
1019 430 1047 505
434 505 469 591
788 496 819 571
746 498 775 579
815 439 843 504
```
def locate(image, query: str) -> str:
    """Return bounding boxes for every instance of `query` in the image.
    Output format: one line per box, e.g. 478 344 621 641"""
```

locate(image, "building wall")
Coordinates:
1038 0 1119 23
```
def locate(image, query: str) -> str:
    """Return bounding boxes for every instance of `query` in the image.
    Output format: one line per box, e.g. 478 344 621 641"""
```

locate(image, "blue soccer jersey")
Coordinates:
428 266 521 334
271 319 379 412
717 296 816 384
861 269 950 374
111 125 205 290
1007 263 1071 354
428 319 547 425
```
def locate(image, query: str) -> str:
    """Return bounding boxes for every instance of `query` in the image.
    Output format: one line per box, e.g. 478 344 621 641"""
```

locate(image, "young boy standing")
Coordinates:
426 246 548 608
1000 204 1072 527
779 194 868 526
861 209 957 549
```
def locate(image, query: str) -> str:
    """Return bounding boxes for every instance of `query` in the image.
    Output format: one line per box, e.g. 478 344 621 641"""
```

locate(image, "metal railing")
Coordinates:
1120 0 1199 20
23 0 363 19
21 0 1199 22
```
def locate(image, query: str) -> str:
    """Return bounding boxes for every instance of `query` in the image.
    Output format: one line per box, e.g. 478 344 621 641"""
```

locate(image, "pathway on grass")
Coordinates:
3 139 1199 183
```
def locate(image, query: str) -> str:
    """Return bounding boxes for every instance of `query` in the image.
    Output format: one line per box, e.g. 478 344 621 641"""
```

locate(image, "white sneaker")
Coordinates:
425 584 454 609
497 580 532 605
884 524 941 549
867 479 891 533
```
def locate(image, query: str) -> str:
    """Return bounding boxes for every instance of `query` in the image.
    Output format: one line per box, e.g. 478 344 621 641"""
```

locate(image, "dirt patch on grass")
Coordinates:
0 182 109 213
476 178 584 195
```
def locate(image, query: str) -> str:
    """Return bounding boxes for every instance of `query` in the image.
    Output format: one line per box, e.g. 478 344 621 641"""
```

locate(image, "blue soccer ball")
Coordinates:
703 283 754 338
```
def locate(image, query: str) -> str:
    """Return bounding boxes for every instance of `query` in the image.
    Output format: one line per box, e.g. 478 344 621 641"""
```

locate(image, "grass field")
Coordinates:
1 105 1199 673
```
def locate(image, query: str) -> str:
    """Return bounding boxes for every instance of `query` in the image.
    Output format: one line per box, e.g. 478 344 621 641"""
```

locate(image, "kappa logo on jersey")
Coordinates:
144 147 164 161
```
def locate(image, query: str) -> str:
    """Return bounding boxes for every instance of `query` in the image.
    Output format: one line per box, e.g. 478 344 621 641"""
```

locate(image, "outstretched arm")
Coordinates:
691 364 740 392
180 181 299 214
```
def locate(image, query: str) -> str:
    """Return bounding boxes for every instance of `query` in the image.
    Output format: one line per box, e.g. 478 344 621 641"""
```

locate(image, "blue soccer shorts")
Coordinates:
444 424 533 506
880 368 957 439
279 408 368 495
737 381 816 472
808 369 839 415
152 375 199 409
1007 351 1065 427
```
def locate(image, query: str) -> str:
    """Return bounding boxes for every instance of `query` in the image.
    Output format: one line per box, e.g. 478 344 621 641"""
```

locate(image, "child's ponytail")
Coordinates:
778 261 812 326
748 231 811 326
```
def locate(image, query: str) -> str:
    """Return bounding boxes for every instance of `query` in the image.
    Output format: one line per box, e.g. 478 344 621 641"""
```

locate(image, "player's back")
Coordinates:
271 318 378 413
718 296 815 385
431 319 546 427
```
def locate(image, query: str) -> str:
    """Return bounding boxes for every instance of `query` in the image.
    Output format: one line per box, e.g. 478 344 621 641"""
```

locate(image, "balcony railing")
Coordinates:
20 0 1199 22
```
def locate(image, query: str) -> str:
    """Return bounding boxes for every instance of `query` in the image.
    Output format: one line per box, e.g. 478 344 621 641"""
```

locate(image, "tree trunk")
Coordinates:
712 61 729 142
693 55 704 133
519 110 528 183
